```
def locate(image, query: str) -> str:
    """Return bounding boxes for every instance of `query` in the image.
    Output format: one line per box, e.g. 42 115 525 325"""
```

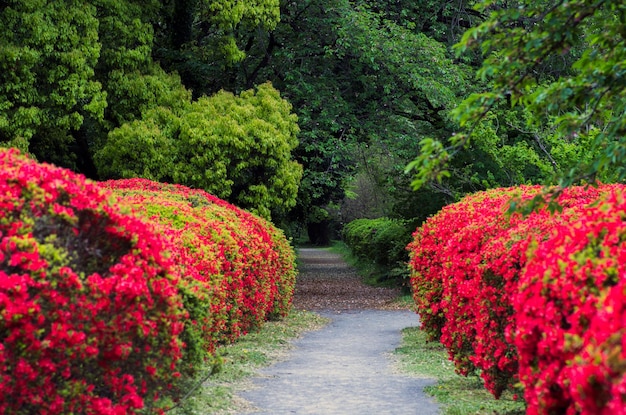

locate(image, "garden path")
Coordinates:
235 248 440 415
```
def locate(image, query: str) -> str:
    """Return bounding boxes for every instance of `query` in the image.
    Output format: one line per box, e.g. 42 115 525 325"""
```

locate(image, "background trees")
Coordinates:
1 0 623 237
0 1 106 171
233 0 478 239
408 0 626 194
0 0 300 220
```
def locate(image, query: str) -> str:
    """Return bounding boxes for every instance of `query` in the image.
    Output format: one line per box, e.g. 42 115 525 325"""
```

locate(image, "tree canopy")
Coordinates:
1 0 624 235
407 0 626 194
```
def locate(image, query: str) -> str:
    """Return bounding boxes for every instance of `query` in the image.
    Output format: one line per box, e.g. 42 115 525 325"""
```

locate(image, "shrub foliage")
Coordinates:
342 217 412 284
95 82 303 220
408 184 626 413
0 149 296 414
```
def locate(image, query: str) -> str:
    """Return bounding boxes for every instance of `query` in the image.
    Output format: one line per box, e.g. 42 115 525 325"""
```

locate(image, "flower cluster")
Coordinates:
515 188 626 414
0 150 297 414
103 179 296 366
408 184 626 413
0 148 186 414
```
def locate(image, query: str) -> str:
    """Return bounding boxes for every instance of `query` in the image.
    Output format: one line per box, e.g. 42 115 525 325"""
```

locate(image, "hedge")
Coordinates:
515 188 626 414
0 148 186 414
104 178 296 357
408 184 626 413
0 149 297 414
342 217 412 284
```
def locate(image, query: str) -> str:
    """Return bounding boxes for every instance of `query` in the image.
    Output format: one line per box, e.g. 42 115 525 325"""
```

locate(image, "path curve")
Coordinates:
235 248 440 415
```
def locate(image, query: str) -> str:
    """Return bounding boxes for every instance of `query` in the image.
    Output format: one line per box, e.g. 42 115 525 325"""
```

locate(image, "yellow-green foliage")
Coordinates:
96 82 302 220
206 0 280 63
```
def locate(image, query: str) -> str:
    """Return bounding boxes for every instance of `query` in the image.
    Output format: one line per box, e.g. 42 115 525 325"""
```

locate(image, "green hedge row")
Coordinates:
341 217 413 285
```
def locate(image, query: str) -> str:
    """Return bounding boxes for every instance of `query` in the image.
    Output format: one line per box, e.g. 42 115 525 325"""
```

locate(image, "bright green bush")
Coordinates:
95 82 302 219
342 217 412 284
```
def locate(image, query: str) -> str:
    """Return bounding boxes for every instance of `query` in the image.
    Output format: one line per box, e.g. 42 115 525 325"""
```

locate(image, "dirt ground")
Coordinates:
235 248 440 415
292 248 409 311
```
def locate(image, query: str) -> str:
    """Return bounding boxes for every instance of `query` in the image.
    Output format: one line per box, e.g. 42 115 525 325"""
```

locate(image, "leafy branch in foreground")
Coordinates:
407 0 626 193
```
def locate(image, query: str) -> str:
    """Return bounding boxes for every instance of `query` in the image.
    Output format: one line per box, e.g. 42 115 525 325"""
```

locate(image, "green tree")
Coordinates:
408 0 626 191
235 0 474 238
0 0 179 174
154 0 281 96
95 82 302 219
0 1 106 170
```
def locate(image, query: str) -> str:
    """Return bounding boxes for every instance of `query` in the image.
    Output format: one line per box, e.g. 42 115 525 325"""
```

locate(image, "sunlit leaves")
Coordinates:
96 82 302 219
0 1 105 167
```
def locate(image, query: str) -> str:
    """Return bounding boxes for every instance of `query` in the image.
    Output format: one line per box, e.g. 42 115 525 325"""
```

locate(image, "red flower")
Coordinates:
408 183 626 413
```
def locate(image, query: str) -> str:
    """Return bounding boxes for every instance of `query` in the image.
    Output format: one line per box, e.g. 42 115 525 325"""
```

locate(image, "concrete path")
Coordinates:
235 249 440 415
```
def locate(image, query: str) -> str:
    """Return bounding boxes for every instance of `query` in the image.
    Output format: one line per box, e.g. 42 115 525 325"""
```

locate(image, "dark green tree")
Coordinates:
153 0 281 96
408 0 626 191
234 1 475 238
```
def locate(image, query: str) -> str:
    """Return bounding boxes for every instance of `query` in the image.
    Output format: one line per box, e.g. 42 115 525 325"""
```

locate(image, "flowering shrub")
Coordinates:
0 149 186 414
0 149 296 414
476 185 606 398
407 186 533 366
104 179 296 359
514 187 626 414
407 184 623 407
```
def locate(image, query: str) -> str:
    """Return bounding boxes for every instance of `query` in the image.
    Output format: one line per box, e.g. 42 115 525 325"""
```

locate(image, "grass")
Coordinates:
169 310 329 415
394 327 526 415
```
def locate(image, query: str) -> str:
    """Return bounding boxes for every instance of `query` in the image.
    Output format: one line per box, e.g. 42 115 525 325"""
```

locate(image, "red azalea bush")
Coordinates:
0 148 187 414
408 186 538 381
476 185 607 398
104 179 296 360
407 184 622 405
514 187 626 414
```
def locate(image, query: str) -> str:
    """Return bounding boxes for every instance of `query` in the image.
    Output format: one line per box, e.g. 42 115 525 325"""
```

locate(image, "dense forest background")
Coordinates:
1 0 624 243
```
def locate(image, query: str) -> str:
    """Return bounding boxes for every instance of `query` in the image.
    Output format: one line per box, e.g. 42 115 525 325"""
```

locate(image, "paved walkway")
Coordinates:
235 249 440 415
